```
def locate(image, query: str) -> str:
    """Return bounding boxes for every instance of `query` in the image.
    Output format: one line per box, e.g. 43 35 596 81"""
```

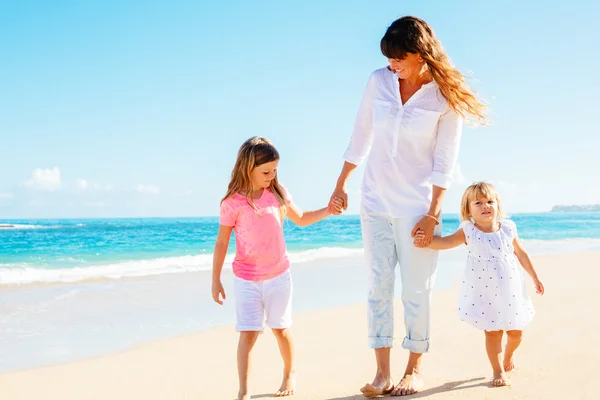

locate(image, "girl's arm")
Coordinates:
286 201 334 227
211 225 233 305
513 237 545 295
415 228 466 250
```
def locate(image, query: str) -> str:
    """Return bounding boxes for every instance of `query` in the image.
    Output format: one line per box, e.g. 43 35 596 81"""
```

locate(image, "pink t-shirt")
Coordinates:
219 186 292 281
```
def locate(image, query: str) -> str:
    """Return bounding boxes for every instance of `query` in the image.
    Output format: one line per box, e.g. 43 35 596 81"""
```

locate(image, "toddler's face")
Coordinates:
250 160 279 190
469 196 498 224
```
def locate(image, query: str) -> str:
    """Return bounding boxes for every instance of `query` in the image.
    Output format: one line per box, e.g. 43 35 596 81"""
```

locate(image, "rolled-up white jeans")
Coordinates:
361 213 441 353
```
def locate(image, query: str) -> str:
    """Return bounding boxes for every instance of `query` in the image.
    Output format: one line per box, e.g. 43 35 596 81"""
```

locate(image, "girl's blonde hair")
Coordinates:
460 182 504 221
222 137 287 220
380 16 488 126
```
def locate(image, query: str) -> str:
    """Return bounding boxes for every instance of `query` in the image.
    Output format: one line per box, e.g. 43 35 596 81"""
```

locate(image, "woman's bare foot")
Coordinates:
504 355 515 372
491 372 511 387
238 391 250 400
360 375 394 397
275 371 296 397
391 373 424 396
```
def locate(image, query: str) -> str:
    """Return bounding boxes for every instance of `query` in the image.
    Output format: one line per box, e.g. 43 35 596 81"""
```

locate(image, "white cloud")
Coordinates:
0 193 14 199
75 179 113 192
75 178 88 190
134 184 161 195
24 167 62 191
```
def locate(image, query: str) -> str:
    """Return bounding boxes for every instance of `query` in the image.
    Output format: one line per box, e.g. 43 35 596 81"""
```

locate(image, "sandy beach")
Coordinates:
1 252 597 400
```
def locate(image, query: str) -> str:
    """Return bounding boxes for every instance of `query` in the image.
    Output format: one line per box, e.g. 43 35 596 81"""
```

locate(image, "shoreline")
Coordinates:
1 252 598 399
3 235 600 287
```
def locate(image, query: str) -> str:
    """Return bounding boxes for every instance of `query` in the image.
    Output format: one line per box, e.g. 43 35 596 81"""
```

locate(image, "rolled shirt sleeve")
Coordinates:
343 73 376 165
430 106 463 189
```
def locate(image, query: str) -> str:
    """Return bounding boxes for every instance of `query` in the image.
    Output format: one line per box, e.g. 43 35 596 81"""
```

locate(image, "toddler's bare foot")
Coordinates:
275 371 296 397
391 373 424 396
491 372 511 387
504 355 515 372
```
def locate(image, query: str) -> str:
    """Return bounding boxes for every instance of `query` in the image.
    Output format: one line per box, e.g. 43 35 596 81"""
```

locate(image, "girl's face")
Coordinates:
250 160 279 190
469 196 498 224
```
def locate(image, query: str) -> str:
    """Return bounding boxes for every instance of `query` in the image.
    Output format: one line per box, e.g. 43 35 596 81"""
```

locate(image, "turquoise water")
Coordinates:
1 213 600 285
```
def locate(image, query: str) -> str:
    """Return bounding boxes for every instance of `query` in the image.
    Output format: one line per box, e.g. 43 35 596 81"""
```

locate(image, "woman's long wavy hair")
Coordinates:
222 137 287 220
381 16 488 125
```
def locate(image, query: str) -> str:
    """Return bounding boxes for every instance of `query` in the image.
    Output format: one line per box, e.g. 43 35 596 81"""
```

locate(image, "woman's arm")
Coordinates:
331 162 359 213
413 108 463 247
427 185 446 221
431 107 463 191
332 74 376 212
411 186 446 247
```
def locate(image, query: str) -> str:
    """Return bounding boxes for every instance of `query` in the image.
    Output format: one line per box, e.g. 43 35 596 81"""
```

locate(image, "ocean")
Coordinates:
2 213 600 285
1 213 599 372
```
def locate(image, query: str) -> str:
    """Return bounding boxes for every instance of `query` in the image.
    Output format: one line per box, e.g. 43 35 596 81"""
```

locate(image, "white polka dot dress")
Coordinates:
458 219 535 331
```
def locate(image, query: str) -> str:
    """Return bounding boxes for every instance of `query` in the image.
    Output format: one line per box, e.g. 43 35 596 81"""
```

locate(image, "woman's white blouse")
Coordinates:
344 67 463 217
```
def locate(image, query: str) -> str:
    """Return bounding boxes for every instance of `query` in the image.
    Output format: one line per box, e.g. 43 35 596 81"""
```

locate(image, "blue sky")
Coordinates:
1 0 599 219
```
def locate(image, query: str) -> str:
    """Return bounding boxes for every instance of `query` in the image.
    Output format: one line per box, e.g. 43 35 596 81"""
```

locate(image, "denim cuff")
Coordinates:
369 336 394 348
402 336 430 353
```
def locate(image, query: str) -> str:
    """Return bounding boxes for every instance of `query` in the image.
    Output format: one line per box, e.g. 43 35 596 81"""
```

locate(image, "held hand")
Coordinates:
330 186 348 215
413 229 426 246
534 278 545 295
411 215 438 248
212 280 226 305
328 197 344 215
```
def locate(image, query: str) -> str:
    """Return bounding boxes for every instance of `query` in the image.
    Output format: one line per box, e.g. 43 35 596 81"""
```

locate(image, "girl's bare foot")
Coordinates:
504 355 515 372
391 373 424 396
275 371 296 397
491 372 511 387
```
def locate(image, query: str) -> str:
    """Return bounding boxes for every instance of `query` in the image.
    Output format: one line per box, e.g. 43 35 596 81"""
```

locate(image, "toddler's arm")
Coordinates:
513 237 545 295
414 228 465 250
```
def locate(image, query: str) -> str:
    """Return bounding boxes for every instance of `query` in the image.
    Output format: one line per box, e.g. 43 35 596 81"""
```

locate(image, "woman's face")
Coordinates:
388 53 425 80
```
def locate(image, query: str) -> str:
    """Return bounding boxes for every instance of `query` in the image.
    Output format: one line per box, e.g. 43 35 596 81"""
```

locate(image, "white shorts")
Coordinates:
233 269 293 331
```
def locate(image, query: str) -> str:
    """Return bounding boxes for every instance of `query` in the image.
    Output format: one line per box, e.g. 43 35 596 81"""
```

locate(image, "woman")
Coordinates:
330 16 487 397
